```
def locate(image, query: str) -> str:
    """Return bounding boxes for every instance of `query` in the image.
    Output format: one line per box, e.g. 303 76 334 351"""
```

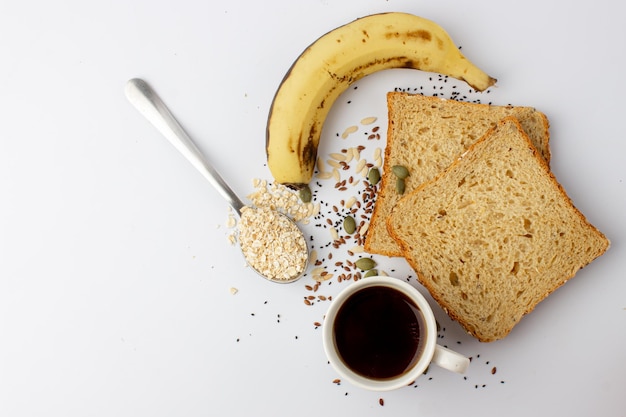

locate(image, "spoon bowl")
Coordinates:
125 78 308 283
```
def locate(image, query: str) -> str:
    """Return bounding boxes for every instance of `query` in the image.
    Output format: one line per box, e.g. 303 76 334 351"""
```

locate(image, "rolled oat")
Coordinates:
238 206 308 281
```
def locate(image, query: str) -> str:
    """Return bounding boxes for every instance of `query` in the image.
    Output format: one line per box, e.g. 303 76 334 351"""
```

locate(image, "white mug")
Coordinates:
322 276 469 391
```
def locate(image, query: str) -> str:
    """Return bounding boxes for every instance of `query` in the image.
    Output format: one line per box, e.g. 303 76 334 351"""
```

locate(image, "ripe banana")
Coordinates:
266 12 496 189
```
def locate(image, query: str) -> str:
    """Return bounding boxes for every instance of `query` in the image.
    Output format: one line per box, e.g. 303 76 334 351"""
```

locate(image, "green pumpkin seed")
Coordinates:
396 177 406 194
343 215 356 234
363 269 378 278
392 165 410 179
355 257 376 271
299 185 312 203
367 167 380 185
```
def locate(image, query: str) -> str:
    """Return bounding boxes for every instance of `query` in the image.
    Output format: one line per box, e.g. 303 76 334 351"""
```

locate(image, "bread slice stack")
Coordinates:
365 93 551 257
373 93 609 342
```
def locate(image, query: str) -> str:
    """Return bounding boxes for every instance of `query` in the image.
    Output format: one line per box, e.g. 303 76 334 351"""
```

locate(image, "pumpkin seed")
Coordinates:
343 216 356 234
392 165 410 179
363 269 378 278
299 185 312 203
396 178 406 194
355 257 376 271
367 167 380 185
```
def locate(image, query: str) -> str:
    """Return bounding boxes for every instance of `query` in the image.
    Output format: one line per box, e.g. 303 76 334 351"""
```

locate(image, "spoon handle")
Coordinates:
125 78 245 215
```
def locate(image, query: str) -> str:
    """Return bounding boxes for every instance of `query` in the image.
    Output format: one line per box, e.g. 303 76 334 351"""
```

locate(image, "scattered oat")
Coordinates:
327 159 342 169
317 157 326 173
313 272 333 282
229 287 238 295
329 152 346 161
316 171 333 180
311 266 325 275
226 213 237 228
355 159 366 174
344 149 354 163
344 196 357 208
341 125 358 138
360 116 377 125
349 245 364 254
358 221 370 236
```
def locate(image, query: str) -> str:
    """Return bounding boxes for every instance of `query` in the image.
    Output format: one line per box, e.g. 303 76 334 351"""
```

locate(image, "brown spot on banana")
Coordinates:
384 30 431 42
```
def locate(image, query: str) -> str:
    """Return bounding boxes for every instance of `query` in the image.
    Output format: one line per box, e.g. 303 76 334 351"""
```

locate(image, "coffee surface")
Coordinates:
333 286 426 379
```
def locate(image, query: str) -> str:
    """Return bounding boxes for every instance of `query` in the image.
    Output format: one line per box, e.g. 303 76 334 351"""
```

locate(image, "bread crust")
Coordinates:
365 93 551 258
387 117 609 342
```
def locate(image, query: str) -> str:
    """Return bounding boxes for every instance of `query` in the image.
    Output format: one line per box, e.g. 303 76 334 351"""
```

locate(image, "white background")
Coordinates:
1 1 625 416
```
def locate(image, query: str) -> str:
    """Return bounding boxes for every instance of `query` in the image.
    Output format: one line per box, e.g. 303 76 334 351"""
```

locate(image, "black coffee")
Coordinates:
333 286 426 380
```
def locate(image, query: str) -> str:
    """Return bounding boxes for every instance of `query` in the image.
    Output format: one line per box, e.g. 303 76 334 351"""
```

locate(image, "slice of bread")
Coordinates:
387 117 609 342
365 93 551 257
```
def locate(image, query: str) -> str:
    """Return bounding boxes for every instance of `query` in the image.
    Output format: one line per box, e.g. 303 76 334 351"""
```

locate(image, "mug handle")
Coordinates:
432 345 471 374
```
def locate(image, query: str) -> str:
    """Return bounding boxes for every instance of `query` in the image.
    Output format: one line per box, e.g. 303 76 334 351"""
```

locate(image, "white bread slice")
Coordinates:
387 117 609 342
365 93 551 257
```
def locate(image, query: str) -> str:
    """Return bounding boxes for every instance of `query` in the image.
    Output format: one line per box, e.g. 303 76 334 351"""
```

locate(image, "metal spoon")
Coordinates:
125 78 308 283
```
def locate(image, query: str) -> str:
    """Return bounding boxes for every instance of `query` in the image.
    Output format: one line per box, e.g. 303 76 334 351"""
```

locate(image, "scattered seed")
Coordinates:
357 221 370 236
392 165 410 179
364 269 378 278
355 257 376 271
299 185 312 203
367 167 380 185
379 398 384 406
396 177 406 194
343 216 356 234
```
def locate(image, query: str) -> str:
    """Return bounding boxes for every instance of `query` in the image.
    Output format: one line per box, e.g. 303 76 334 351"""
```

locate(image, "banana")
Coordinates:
266 12 496 189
